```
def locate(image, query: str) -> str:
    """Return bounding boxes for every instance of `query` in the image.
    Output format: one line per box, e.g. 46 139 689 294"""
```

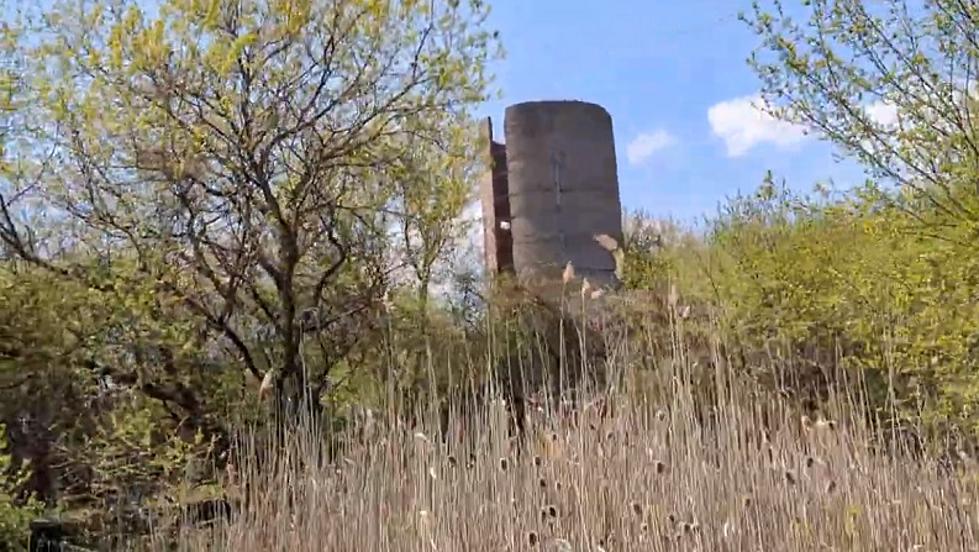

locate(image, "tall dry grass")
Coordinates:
155 299 979 552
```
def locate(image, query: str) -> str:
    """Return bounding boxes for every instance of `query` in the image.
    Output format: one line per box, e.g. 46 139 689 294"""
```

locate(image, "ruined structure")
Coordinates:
474 101 624 434
479 100 624 296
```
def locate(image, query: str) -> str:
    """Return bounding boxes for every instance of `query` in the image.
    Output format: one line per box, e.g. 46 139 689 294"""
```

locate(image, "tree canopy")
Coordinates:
743 0 979 234
0 0 499 427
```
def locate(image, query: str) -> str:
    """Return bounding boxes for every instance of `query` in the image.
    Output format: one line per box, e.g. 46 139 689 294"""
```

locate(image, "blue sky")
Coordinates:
477 0 871 226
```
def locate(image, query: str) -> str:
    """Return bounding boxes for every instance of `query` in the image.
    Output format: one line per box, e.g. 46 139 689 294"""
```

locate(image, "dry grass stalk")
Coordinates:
155 308 979 552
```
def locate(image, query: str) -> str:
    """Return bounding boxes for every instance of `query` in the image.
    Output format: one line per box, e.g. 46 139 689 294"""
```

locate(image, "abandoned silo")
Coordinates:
503 100 624 294
475 100 620 406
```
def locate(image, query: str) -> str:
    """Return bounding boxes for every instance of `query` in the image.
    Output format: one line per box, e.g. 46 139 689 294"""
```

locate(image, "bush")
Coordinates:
0 423 43 550
621 177 979 445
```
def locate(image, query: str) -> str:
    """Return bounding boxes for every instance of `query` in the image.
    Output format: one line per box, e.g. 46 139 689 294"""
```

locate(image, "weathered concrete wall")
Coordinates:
503 100 623 293
474 102 621 417
478 117 514 275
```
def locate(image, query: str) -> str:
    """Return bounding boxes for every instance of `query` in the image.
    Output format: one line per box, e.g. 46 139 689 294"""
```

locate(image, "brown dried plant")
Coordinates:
159 303 979 552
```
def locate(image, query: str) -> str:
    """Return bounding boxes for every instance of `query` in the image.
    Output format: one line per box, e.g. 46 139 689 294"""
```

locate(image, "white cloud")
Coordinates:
707 94 809 157
865 100 899 128
626 129 678 166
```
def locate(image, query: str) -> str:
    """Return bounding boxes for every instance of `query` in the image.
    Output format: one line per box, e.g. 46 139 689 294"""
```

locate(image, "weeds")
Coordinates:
155 297 979 552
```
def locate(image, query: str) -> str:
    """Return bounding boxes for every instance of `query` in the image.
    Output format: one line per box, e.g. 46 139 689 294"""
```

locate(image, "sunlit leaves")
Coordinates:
0 0 501 428
744 0 979 230
692 177 979 437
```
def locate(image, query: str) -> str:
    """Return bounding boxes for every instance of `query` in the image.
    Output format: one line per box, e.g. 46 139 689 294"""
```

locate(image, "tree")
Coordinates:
388 119 478 399
0 0 499 427
397 132 474 317
742 0 979 235
738 1 979 439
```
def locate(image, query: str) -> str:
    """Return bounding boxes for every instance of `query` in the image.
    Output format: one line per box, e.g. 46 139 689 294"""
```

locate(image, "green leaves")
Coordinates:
735 0 979 435
745 0 979 231
0 423 43 548
0 0 502 538
709 179 979 435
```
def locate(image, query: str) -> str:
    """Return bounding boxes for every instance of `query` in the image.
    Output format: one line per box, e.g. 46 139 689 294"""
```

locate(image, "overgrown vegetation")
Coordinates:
161 317 979 551
2 0 979 548
0 424 42 551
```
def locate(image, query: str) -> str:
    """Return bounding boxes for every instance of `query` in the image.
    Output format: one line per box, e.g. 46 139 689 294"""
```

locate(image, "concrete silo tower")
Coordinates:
480 100 624 297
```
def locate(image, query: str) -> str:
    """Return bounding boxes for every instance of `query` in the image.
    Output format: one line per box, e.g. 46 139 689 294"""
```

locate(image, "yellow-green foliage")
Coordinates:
77 397 219 531
730 0 979 440
623 179 979 441
0 423 43 550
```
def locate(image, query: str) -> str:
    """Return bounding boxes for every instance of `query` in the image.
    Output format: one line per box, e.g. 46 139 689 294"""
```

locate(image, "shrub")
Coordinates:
621 177 979 445
0 423 43 550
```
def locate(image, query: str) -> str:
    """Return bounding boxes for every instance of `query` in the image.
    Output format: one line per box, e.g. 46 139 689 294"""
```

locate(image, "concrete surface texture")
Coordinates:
498 100 624 293
478 117 513 275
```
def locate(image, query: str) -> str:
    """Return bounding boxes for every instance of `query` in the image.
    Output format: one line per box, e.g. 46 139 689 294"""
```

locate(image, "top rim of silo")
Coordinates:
505 100 612 119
